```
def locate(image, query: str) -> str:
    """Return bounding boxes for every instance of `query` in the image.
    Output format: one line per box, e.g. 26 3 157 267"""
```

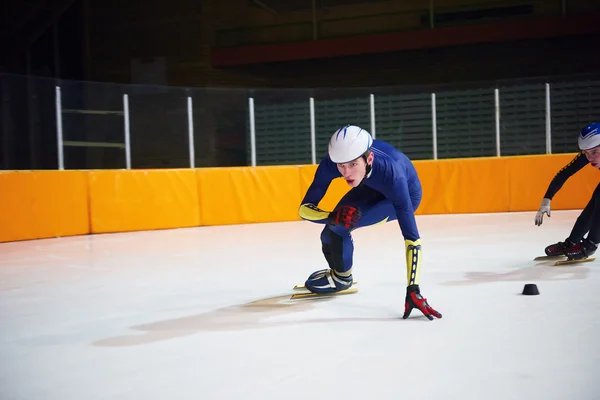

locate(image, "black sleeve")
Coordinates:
544 152 589 199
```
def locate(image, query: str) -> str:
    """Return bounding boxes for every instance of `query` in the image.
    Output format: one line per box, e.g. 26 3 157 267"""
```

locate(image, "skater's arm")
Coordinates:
299 157 341 223
380 176 423 287
544 152 589 199
383 177 420 242
535 152 589 226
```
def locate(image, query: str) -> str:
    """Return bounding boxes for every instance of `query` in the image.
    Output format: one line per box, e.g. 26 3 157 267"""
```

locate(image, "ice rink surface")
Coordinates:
1 210 599 400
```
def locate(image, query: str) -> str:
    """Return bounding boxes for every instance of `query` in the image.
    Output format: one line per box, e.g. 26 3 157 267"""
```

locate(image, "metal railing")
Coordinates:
1 72 599 171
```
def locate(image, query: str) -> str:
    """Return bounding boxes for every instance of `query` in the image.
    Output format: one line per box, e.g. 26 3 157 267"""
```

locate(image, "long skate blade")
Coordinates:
554 257 596 266
293 281 358 290
290 288 359 299
534 255 566 261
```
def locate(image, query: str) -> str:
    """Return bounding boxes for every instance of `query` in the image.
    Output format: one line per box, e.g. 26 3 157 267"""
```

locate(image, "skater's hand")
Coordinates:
299 203 331 222
328 206 361 229
535 198 551 226
402 285 442 321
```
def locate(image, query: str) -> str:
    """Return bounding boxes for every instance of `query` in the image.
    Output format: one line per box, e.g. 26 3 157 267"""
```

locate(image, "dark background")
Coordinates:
1 0 599 169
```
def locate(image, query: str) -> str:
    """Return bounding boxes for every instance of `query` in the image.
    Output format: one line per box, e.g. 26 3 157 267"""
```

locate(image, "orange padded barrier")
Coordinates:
506 153 599 211
0 171 89 242
298 165 351 212
87 170 200 234
414 157 511 215
197 166 303 225
298 154 597 215
0 153 597 243
414 154 598 214
301 157 513 215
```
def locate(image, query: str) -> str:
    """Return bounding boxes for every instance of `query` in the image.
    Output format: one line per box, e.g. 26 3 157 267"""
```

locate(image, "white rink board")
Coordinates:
1 210 599 400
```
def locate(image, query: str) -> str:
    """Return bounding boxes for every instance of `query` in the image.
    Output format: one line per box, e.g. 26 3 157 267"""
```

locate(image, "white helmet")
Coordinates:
578 122 600 150
328 125 373 163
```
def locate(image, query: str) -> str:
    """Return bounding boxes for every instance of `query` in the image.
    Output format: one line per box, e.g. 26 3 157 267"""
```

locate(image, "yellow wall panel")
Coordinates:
0 171 89 242
298 165 318 199
197 166 303 225
552 160 599 210
298 165 352 212
441 157 510 214
507 153 599 212
414 157 510 214
300 157 513 216
413 161 444 215
88 169 200 233
320 178 353 211
1 153 598 243
298 165 318 196
196 168 239 225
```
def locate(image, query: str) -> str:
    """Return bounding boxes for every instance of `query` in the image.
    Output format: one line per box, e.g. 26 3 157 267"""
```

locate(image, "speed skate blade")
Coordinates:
293 281 358 290
534 255 566 261
290 288 358 299
554 257 595 266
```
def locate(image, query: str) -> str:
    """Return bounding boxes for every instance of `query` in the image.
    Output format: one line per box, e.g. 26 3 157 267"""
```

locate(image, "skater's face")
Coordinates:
583 146 600 168
337 152 374 187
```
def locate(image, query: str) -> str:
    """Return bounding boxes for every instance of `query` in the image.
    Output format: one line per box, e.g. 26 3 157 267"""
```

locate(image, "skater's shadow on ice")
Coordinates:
92 293 396 348
442 263 590 286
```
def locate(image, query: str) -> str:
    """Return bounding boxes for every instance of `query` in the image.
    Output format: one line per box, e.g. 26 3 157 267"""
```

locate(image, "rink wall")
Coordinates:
0 153 598 242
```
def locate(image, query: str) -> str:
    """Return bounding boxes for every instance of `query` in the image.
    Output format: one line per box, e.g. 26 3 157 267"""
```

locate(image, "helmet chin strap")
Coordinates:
357 154 372 186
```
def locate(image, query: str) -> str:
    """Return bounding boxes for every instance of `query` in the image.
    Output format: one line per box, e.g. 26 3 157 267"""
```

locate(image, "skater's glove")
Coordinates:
535 198 551 226
328 206 361 229
299 203 331 222
402 285 442 321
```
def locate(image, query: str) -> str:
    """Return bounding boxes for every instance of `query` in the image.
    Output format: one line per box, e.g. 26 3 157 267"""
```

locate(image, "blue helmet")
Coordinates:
578 122 600 150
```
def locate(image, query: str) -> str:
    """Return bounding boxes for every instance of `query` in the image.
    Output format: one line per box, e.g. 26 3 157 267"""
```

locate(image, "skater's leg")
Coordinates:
564 183 600 259
583 182 600 245
545 183 599 257
306 185 397 293
567 184 598 242
326 184 400 270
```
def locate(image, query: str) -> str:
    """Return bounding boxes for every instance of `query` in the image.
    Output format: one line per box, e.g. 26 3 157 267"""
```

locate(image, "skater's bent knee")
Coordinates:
327 223 350 236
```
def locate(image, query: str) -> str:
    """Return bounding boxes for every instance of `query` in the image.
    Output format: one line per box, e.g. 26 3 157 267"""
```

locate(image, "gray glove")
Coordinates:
535 198 551 226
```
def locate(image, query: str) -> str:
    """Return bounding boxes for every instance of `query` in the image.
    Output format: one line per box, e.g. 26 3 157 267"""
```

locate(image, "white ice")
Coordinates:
1 210 599 400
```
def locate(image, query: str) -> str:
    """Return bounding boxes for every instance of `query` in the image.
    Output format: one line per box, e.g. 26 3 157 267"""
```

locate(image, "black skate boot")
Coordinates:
545 239 577 257
584 239 598 256
564 238 598 260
